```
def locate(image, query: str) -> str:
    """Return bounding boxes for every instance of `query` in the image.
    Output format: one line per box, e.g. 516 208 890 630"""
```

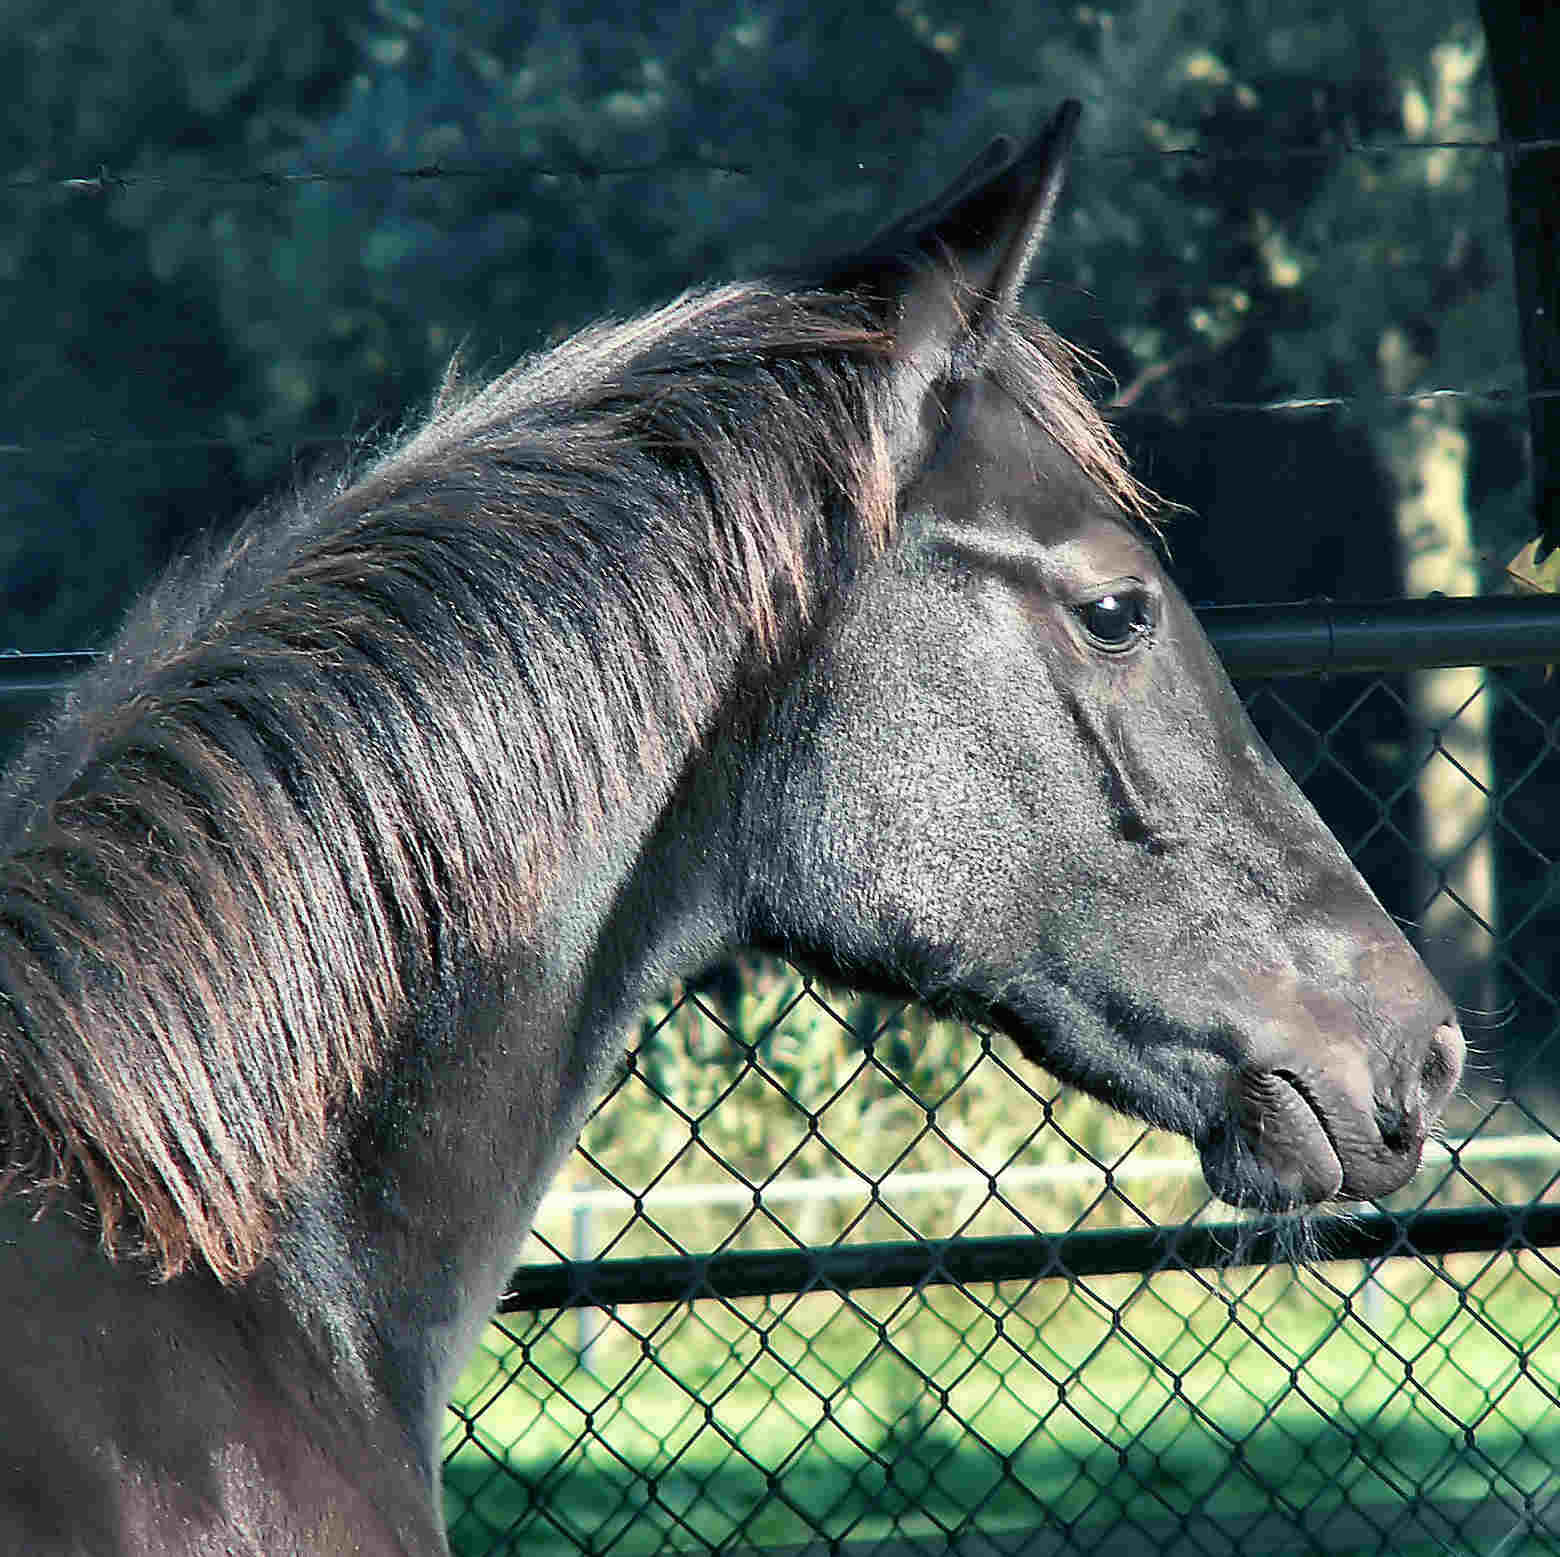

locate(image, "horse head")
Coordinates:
731 104 1463 1211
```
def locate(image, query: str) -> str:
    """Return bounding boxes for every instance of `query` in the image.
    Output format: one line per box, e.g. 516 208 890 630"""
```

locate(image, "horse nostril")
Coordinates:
1421 1021 1465 1118
1375 1024 1463 1158
1375 1101 1416 1155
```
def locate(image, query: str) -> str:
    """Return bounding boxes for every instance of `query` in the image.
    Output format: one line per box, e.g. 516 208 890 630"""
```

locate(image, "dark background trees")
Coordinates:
2 1 1526 632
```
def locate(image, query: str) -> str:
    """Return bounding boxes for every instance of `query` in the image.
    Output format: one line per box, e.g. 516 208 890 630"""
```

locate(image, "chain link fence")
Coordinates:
428 602 1560 1557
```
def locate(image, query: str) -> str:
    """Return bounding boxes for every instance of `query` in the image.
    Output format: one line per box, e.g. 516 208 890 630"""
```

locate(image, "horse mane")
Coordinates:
0 278 1150 1283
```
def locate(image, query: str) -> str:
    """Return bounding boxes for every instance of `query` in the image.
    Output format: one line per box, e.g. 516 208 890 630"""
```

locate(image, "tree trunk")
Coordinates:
1373 36 1500 1050
1378 387 1498 1024
1478 0 1560 558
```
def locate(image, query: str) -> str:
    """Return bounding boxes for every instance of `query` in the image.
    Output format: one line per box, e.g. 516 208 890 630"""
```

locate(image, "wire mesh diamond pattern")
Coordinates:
442 668 1560 1557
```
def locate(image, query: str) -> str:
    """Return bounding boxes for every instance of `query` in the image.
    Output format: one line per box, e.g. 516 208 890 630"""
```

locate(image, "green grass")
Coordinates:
440 979 1560 1556
441 1250 1560 1556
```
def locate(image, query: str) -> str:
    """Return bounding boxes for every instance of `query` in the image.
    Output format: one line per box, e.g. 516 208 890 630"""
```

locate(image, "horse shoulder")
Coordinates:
0 1210 444 1555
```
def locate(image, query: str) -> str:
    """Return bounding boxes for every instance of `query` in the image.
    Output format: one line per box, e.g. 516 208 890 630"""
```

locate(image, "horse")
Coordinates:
0 102 1461 1553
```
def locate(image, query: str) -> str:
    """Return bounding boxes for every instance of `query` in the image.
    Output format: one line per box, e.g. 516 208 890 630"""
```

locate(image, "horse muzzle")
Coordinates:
1201 1017 1465 1209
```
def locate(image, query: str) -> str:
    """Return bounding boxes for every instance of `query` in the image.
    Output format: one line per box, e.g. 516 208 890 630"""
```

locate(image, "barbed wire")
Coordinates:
0 432 349 459
1 133 1550 461
1121 133 1560 163
0 384 1551 463
1112 384 1560 417
5 134 1559 201
5 157 758 198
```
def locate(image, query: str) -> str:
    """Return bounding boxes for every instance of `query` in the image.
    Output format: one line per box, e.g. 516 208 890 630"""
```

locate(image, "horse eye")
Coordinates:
1076 590 1151 650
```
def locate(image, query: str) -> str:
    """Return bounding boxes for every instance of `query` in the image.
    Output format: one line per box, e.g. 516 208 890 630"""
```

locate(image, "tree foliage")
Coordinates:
2 1 1523 635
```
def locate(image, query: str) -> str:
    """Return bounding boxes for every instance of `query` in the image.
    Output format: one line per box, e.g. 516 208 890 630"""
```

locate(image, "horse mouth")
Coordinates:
1234 1067 1343 1204
1198 1063 1429 1210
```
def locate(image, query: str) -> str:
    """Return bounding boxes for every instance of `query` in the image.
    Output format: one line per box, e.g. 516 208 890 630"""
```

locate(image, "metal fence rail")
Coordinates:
5 593 1560 701
499 1203 1560 1314
1198 593 1560 674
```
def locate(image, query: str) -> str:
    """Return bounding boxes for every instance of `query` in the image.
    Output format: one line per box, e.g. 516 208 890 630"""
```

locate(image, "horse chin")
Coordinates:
1199 1067 1346 1210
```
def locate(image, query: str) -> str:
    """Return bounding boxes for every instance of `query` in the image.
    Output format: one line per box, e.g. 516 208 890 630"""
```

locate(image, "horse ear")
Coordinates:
830 99 1083 382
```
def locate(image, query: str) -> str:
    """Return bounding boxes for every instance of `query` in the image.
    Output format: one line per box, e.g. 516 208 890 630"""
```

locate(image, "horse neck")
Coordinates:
285 697 746 1479
0 638 746 1552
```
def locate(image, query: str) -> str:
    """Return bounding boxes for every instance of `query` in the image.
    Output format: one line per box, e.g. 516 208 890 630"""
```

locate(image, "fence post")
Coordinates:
572 1179 600 1375
1359 1257 1387 1330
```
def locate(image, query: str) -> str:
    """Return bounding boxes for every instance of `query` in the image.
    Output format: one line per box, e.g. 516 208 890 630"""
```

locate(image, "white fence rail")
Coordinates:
532 1131 1558 1224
